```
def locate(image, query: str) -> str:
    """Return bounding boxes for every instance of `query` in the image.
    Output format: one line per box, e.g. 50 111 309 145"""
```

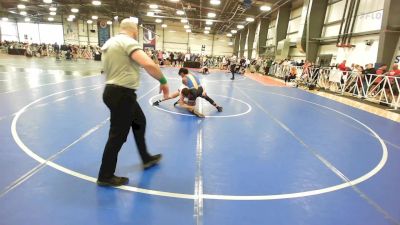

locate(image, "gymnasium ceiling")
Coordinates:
0 0 292 34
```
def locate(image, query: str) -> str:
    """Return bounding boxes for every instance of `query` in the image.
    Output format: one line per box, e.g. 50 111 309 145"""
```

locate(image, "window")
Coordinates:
0 21 19 41
17 22 40 43
39 24 64 44
0 21 64 44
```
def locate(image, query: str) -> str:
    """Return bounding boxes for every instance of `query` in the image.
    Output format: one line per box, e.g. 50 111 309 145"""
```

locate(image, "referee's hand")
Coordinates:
160 84 170 99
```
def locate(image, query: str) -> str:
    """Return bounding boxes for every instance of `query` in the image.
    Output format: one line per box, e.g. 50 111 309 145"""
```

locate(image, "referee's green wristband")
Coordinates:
159 76 167 85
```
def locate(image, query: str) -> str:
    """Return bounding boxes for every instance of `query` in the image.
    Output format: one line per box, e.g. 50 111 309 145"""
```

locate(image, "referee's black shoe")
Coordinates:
97 175 129 186
143 154 162 169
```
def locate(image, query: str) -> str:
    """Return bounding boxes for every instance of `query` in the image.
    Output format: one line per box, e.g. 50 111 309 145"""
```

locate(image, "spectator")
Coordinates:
338 60 347 71
363 63 376 96
386 64 400 103
368 64 387 97
53 42 60 60
285 67 297 84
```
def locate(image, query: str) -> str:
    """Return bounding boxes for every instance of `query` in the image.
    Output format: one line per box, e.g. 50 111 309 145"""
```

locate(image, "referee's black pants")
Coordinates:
98 84 151 179
230 64 236 80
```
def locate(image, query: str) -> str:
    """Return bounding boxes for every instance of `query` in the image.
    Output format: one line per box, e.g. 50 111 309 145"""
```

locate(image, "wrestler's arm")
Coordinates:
177 94 195 111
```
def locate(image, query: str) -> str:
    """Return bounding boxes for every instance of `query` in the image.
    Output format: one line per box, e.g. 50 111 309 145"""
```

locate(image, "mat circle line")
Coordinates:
11 85 388 200
149 94 252 118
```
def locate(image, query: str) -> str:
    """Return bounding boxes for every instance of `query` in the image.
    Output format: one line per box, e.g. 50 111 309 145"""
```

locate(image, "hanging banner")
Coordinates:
98 20 110 47
143 24 156 50
64 19 79 44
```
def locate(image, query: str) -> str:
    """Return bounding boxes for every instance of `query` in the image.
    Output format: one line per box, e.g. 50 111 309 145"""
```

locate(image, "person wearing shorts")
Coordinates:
153 68 223 117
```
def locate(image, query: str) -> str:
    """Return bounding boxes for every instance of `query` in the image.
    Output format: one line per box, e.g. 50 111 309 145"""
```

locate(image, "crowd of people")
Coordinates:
262 58 399 107
143 49 230 68
335 60 400 104
0 40 277 75
1 41 399 100
0 41 102 60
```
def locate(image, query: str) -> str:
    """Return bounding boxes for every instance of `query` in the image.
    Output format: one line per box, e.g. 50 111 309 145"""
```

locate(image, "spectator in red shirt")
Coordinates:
338 60 347 71
387 64 400 103
377 64 400 105
376 64 388 75
369 64 387 97
388 64 400 83
375 64 388 84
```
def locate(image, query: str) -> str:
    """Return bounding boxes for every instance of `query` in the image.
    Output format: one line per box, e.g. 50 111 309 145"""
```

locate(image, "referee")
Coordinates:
97 18 170 186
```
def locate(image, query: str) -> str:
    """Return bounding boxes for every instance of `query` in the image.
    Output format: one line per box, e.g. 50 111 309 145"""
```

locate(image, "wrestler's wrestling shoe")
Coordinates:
192 109 205 118
152 100 161 106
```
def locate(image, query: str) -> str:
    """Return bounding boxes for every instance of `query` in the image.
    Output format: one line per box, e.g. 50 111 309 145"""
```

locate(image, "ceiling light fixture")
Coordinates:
186 29 191 33
205 27 211 30
206 20 213 25
20 11 27 16
147 12 155 17
107 20 112 25
246 17 255 22
43 0 52 3
149 4 158 9
92 15 98 20
184 25 190 29
2 17 9 22
67 17 73 22
210 0 221 5
181 18 188 23
17 4 26 9
71 8 79 13
92 1 101 6
176 10 184 15
87 19 93 24
68 15 75 19
237 24 244 29
49 7 57 11
48 17 54 21
204 30 210 34
24 17 30 22
155 19 162 23
231 30 237 33
207 12 216 18
260 5 271 11
50 12 56 16
161 24 167 28
227 33 232 37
